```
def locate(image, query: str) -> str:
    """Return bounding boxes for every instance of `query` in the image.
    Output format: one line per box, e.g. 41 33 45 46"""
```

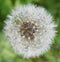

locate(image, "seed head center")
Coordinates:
20 21 38 40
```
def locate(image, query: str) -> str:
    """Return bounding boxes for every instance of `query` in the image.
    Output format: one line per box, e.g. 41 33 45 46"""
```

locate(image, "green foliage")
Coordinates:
0 0 12 30
19 0 32 4
0 0 60 62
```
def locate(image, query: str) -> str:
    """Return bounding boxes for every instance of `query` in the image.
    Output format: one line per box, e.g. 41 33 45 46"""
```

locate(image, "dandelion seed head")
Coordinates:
4 4 57 58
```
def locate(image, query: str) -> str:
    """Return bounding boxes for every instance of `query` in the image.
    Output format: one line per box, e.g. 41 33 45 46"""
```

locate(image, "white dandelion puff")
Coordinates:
4 4 57 58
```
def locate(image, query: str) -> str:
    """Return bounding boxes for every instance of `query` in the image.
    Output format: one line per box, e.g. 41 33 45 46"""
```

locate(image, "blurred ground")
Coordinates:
0 0 60 62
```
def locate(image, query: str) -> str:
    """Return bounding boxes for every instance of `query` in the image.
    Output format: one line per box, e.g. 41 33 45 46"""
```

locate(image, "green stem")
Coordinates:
32 57 41 62
26 59 30 62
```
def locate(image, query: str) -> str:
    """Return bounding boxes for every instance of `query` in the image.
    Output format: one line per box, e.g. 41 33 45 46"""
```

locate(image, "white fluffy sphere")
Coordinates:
4 4 57 58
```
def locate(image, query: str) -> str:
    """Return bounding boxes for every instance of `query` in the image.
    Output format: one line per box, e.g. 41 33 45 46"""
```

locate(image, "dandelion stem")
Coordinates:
26 59 30 62
32 57 41 62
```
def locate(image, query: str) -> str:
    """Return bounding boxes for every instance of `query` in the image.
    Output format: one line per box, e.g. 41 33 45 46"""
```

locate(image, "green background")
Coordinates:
0 0 60 62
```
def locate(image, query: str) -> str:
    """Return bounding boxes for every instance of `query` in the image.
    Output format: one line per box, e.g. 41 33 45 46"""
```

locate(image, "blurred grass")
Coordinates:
0 0 60 62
